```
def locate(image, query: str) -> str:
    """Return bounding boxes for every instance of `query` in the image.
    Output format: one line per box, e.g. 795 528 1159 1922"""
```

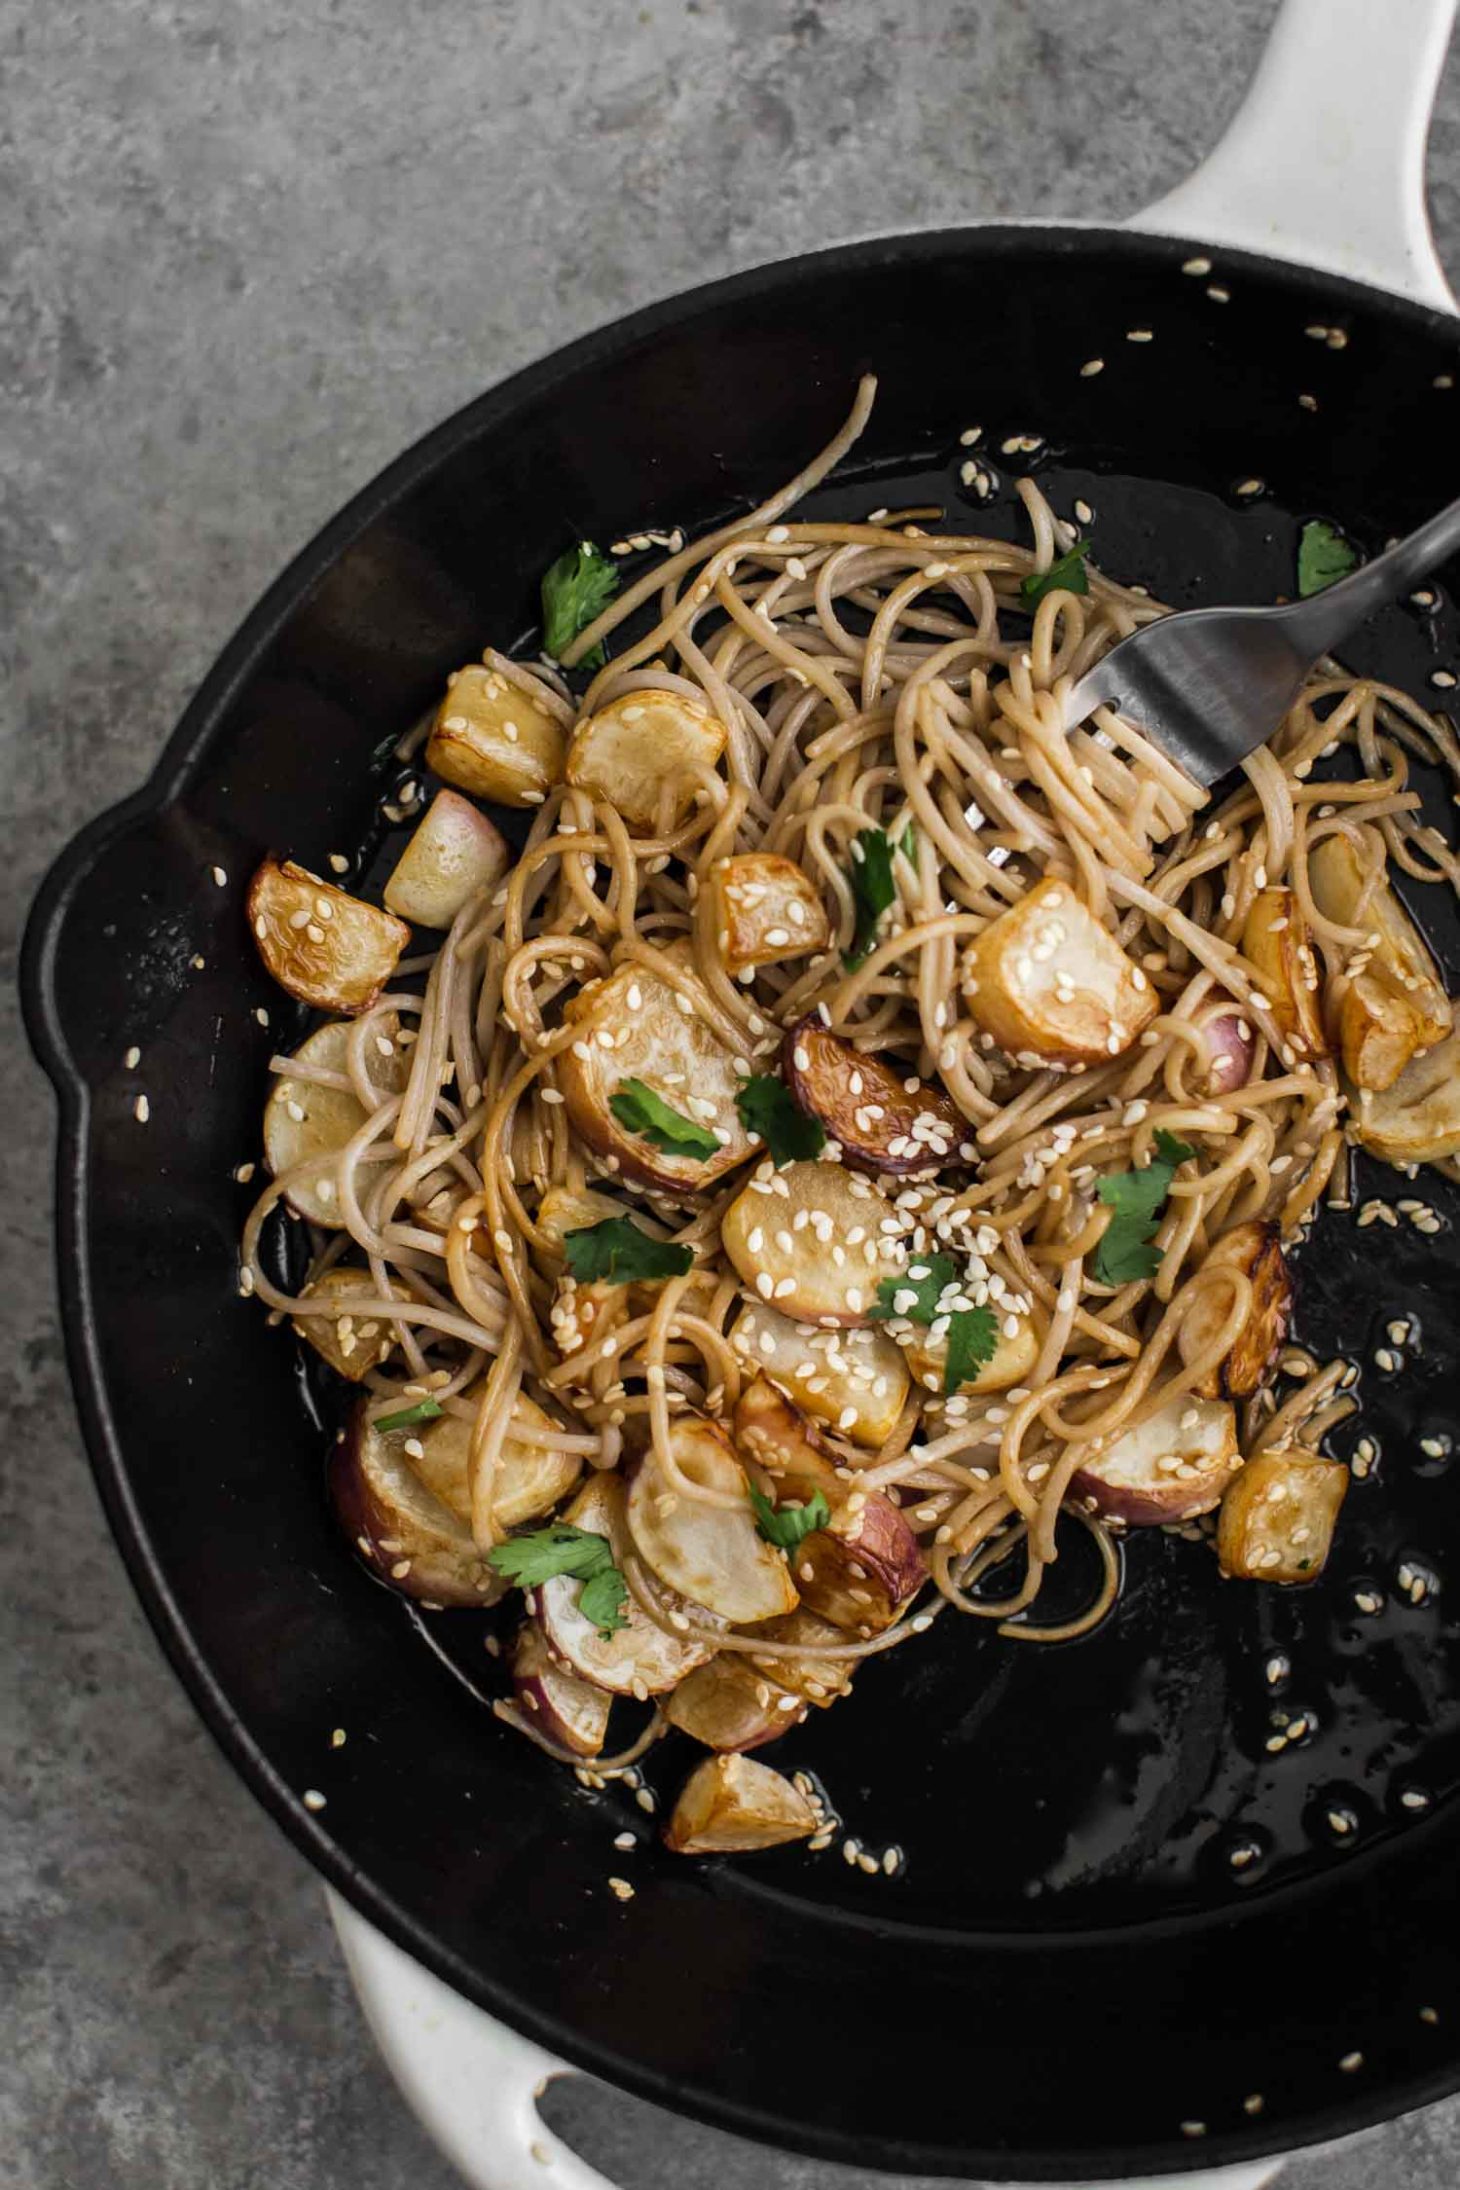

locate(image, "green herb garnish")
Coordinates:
541 541 620 669
563 1217 693 1285
943 1305 999 1395
871 1252 960 1326
1091 1129 1197 1286
487 1524 629 1638
375 1399 445 1433
609 1078 720 1161
735 1075 826 1166
844 827 899 968
1296 519 1358 599
750 1486 832 1552
899 822 918 862
1021 540 1091 606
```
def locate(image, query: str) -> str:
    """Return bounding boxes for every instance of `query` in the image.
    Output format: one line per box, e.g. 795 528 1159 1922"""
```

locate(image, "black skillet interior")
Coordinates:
21 230 1460 2182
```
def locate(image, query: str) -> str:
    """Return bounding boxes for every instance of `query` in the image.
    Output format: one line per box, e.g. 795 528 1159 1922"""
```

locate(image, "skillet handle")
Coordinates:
329 1895 1286 2190
329 1893 620 2190
1128 0 1459 312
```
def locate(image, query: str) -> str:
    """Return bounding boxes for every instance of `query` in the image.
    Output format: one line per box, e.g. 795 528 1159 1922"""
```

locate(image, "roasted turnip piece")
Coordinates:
1337 971 1429 1095
1310 828 1451 1074
330 1402 505 1607
628 1415 799 1624
1070 1392 1241 1526
906 1313 1039 1397
291 1265 397 1381
733 1378 925 1633
511 1623 612 1758
711 853 830 974
264 1018 406 1226
557 957 756 1192
721 1161 905 1325
745 1610 855 1706
960 878 1157 1067
781 1017 969 1176
1177 1222 1291 1400
383 789 509 929
406 1394 583 1532
566 690 726 828
1353 1027 1460 1166
1217 1449 1348 1583
665 1653 808 1752
1194 1005 1258 1098
534 1183 626 1258
537 1472 715 1696
663 1753 817 1855
427 662 566 807
1242 887 1327 1060
249 858 410 1014
729 1304 908 1446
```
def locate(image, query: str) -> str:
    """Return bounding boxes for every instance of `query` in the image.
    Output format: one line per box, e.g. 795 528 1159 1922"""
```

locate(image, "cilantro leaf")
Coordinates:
844 827 899 967
871 1252 960 1326
608 1078 720 1161
577 1563 630 1639
735 1075 826 1166
750 1485 832 1551
375 1398 445 1433
1091 1133 1197 1287
488 1525 616 1589
563 1217 693 1285
541 541 620 669
1021 540 1090 606
943 1305 999 1395
899 822 918 861
1296 519 1358 599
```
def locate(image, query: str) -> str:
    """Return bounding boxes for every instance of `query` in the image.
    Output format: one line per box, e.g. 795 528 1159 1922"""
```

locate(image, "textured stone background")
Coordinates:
6 2 1460 2185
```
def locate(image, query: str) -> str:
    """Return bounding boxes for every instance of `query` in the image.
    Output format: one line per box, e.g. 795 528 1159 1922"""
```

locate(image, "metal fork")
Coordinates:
1063 494 1460 787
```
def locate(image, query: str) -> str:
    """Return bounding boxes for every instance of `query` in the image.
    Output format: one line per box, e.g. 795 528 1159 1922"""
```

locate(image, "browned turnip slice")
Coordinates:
291 1265 397 1381
427 663 566 807
557 956 756 1193
406 1394 582 1531
1193 1005 1257 1098
721 1161 905 1325
781 1017 969 1176
1217 1449 1347 1582
744 1610 855 1706
1354 1028 1460 1165
1070 1392 1241 1526
1309 828 1451 1061
1337 971 1429 1094
330 1402 505 1607
665 1653 807 1752
710 853 830 974
906 1312 1039 1397
729 1305 908 1446
1242 887 1327 1060
732 1378 925 1633
664 1753 817 1854
566 690 726 828
960 878 1157 1066
511 1623 612 1757
626 1415 799 1624
382 790 509 929
534 1184 627 1257
1177 1222 1291 1400
263 1019 407 1226
536 1472 715 1696
248 858 410 1014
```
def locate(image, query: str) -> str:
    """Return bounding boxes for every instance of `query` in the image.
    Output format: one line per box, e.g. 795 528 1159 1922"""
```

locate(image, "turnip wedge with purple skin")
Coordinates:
664 1753 818 1854
627 1416 800 1626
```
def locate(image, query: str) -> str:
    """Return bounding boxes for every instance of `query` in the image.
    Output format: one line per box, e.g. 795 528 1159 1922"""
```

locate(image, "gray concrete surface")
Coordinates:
6 1 1460 2184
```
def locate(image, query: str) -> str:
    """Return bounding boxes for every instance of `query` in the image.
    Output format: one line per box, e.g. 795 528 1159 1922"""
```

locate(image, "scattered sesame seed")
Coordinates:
133 1094 150 1123
302 1789 327 1812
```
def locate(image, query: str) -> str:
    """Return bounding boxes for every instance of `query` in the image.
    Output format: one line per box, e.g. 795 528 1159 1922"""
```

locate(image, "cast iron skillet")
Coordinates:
21 227 1460 2180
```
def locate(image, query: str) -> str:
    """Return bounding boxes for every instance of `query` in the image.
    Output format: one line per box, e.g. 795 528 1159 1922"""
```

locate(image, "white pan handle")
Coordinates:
328 1893 1283 2190
1128 0 1459 312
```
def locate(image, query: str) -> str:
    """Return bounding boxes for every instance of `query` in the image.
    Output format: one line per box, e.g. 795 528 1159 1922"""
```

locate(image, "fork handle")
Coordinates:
1282 492 1460 653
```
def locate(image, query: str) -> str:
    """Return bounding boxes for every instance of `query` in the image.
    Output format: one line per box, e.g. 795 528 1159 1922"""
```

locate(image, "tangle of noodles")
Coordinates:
241 377 1460 1781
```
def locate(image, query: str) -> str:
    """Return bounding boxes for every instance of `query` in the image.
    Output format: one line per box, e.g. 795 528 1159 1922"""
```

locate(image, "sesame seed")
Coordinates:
608 1877 635 1901
133 1094 150 1123
302 1789 326 1812
1080 357 1104 377
211 865 227 886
